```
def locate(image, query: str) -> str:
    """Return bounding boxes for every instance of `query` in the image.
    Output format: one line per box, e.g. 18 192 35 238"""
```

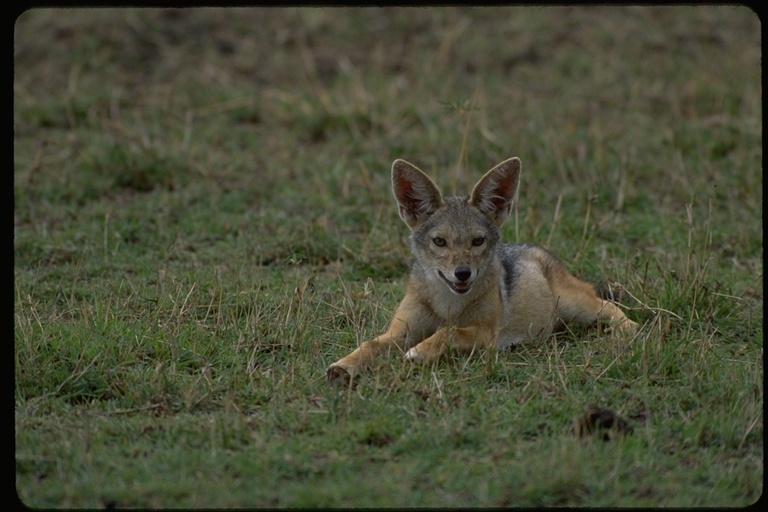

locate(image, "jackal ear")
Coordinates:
392 159 444 229
469 157 521 226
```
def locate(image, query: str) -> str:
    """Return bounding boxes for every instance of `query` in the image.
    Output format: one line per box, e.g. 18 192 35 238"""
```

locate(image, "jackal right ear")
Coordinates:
469 157 521 226
392 159 444 229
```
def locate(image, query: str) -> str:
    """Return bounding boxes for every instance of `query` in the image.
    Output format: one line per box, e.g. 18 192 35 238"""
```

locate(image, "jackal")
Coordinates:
326 157 637 386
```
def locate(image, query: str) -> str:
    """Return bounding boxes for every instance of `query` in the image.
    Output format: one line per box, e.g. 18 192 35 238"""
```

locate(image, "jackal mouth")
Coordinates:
437 270 472 294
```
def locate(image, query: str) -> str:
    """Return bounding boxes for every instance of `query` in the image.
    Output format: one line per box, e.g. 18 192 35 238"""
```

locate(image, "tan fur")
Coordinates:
327 157 638 386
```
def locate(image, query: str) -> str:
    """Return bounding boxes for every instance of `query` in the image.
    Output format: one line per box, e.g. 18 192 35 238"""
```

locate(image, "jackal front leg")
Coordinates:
404 325 497 364
326 329 406 387
326 298 438 386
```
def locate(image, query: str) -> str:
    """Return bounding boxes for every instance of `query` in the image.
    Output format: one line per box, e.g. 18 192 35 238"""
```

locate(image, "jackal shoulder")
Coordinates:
498 242 565 294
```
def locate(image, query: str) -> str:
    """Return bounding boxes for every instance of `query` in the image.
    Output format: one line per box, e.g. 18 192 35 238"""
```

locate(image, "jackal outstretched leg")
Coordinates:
552 270 638 335
326 295 440 386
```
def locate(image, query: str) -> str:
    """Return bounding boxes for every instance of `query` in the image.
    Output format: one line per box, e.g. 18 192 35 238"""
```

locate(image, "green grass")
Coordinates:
15 6 761 508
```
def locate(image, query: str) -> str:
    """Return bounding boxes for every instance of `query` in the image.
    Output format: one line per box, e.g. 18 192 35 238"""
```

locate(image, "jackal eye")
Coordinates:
432 237 446 247
472 237 486 247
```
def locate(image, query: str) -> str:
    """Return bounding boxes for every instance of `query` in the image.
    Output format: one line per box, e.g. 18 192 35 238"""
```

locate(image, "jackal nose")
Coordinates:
454 267 472 282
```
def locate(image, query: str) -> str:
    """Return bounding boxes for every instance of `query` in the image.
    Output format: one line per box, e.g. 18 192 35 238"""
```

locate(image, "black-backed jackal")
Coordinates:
327 157 637 386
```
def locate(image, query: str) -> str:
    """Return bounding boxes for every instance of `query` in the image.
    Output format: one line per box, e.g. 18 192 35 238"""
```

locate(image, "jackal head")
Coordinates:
392 158 521 295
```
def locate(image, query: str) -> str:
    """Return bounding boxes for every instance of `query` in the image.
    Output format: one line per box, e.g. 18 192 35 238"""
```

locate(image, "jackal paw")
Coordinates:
404 347 423 363
405 346 438 363
326 364 356 387
610 318 638 336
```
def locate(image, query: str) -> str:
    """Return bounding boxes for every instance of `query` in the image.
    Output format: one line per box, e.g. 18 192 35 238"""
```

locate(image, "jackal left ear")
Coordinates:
392 159 444 229
469 157 521 226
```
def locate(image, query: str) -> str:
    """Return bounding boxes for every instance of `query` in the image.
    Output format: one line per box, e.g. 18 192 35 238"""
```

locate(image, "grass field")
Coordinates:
14 6 762 508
